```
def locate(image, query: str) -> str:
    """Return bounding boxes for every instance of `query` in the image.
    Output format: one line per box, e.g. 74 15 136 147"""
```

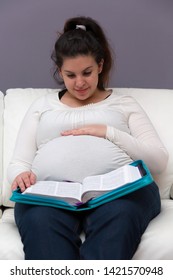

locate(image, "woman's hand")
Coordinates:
61 124 107 138
11 171 37 192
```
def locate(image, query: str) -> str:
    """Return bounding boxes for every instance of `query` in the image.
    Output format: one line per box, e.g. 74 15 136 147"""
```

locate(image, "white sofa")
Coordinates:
0 87 173 260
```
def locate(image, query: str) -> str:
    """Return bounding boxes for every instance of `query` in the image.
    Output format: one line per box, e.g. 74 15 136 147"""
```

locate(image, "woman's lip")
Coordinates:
75 88 89 94
75 88 88 91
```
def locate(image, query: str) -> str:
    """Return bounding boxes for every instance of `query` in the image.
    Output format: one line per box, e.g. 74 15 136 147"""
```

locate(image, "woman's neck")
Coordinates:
60 89 112 108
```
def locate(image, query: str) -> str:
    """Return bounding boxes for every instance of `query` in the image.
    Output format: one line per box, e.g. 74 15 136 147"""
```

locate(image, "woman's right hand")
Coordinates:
11 171 37 192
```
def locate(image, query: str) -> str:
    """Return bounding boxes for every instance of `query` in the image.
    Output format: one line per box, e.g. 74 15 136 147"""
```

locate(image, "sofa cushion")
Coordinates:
133 199 173 259
0 91 4 206
0 208 24 259
116 88 173 199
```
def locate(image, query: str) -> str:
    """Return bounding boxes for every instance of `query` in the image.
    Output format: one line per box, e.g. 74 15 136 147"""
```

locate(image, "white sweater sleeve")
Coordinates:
106 95 168 174
7 98 44 184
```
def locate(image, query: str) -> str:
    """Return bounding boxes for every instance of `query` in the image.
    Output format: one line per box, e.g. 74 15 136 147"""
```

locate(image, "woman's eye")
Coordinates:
67 74 75 78
66 72 92 78
84 72 91 76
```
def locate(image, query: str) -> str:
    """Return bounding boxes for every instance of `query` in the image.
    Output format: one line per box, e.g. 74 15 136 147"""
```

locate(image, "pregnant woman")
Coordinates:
8 16 168 260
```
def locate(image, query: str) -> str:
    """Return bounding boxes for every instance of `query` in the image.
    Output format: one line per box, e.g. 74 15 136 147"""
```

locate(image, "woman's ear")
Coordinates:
98 59 104 74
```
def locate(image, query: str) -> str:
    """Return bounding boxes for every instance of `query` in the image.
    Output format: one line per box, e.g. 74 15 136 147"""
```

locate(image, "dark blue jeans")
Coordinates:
14 182 161 260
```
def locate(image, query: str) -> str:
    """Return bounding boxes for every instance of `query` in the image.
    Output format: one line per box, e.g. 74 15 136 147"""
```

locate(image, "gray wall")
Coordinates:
0 0 173 93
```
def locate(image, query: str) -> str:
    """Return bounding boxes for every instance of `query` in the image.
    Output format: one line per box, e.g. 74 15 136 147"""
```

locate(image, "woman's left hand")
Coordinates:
61 124 107 138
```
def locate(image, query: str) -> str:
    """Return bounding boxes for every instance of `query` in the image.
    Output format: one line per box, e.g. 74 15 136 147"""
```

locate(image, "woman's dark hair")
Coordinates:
51 16 113 90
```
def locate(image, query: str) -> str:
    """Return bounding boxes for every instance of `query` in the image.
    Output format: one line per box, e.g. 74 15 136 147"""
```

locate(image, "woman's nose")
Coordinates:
75 76 85 87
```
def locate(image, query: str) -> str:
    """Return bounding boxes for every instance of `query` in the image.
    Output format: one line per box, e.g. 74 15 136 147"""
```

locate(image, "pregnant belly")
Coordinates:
32 135 132 182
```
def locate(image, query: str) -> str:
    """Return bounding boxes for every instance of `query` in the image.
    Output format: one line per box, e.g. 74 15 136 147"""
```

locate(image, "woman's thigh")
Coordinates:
15 203 83 259
81 182 161 259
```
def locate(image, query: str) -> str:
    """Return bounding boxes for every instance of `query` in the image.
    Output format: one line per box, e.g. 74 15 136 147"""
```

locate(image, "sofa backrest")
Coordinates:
2 88 173 207
0 91 4 206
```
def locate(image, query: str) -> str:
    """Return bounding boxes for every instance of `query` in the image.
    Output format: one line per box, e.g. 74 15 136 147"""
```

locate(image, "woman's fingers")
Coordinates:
11 171 37 192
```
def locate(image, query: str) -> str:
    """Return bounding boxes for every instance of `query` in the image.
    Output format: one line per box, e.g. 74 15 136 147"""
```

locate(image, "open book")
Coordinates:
22 163 142 206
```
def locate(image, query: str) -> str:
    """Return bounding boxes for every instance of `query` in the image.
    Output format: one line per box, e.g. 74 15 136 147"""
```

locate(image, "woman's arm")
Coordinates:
106 96 168 174
7 98 42 186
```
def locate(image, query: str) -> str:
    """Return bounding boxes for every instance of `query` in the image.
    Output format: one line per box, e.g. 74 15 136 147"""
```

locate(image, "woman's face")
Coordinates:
59 55 103 101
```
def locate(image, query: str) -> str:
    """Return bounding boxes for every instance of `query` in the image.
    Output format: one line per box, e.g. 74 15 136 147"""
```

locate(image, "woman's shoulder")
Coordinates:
109 88 137 104
111 88 132 98
109 88 143 113
27 90 59 110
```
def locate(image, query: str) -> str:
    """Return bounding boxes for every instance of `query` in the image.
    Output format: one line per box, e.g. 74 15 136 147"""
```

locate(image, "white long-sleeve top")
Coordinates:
7 89 168 184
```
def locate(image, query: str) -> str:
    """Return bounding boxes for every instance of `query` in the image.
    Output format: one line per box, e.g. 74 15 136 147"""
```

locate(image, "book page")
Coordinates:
125 165 141 182
82 165 141 194
22 181 83 204
81 165 142 203
102 165 141 189
101 167 127 189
